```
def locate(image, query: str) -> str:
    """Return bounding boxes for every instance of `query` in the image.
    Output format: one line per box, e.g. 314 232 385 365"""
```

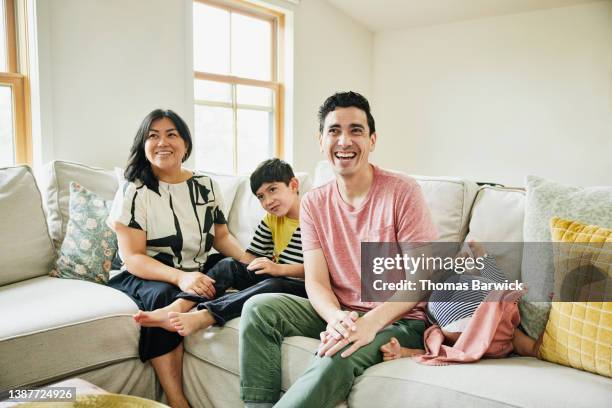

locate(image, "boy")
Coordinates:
135 158 306 336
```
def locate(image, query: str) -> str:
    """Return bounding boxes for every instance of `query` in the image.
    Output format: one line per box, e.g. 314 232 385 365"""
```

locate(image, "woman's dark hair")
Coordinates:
318 91 376 135
124 109 192 191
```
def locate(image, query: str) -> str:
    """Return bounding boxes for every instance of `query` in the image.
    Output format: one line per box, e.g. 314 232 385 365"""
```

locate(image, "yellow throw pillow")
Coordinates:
539 216 612 377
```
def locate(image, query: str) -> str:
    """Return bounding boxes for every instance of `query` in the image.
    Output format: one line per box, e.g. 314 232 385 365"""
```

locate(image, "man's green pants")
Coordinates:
239 293 425 408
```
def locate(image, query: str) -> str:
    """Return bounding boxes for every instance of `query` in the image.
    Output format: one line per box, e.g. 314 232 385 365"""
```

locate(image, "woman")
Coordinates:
107 109 243 408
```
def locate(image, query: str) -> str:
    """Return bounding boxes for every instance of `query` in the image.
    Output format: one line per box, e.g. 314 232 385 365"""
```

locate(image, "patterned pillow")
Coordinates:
50 182 117 284
539 217 612 378
520 175 612 339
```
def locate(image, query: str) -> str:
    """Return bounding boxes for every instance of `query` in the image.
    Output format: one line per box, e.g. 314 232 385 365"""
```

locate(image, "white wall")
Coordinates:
292 0 372 175
372 1 612 186
36 0 193 170
34 0 372 176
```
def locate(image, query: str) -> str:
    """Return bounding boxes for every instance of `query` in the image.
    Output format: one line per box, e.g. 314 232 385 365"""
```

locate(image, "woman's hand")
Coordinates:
177 271 216 298
247 257 281 276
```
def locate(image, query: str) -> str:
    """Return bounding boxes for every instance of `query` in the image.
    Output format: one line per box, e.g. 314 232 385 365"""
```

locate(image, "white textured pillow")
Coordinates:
520 175 612 338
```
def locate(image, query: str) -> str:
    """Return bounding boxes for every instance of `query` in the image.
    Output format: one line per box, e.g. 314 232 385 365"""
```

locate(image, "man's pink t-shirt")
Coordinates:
300 165 438 321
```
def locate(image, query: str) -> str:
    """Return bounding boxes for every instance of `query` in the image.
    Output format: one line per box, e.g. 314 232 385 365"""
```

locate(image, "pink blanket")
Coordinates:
413 290 524 366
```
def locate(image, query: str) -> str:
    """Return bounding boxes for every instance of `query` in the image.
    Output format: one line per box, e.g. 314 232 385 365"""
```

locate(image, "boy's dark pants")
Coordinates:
176 258 306 326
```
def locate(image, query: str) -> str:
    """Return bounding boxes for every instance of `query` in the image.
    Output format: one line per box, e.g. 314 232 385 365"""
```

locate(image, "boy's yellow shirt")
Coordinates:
263 213 300 263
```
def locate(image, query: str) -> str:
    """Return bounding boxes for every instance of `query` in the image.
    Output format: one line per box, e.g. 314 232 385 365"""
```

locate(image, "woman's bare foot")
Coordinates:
133 299 195 332
134 306 178 332
169 309 216 337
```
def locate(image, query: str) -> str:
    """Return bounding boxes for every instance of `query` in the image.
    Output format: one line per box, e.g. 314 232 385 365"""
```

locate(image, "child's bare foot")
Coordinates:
380 337 403 361
381 337 425 361
402 347 425 358
169 309 216 337
133 299 196 332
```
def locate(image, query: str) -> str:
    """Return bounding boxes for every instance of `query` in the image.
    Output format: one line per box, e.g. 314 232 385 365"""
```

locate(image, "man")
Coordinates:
239 92 437 408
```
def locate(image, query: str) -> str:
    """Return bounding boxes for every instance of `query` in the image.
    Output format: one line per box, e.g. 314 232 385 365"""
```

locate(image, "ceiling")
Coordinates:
325 0 605 32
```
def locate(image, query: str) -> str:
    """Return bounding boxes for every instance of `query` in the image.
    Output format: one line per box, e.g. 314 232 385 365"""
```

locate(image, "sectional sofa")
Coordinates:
0 160 610 407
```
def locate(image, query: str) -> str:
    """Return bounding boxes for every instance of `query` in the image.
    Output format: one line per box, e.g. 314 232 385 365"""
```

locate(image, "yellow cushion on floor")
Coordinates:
540 217 612 377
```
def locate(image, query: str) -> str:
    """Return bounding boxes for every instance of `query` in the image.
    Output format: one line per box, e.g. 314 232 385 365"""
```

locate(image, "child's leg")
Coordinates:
169 278 307 336
134 298 196 331
206 258 267 296
512 327 543 358
209 277 307 325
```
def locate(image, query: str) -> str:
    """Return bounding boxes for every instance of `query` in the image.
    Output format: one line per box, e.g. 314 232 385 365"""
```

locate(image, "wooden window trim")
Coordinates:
193 0 285 168
2 0 31 165
5 0 17 73
195 0 278 24
0 72 29 164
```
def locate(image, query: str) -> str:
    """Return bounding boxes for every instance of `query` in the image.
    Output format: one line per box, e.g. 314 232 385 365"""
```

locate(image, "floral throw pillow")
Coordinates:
50 182 117 284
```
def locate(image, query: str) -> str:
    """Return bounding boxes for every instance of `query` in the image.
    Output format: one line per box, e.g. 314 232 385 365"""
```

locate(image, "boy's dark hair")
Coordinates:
318 91 375 135
250 158 296 195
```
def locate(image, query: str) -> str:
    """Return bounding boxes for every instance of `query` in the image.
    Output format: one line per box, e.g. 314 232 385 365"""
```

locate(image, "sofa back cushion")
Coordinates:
40 161 118 251
228 173 312 249
465 186 525 282
0 166 56 285
197 171 243 220
414 175 479 244
313 161 479 247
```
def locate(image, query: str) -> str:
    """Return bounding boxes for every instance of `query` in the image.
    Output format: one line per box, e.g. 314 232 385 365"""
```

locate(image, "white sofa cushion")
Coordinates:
349 356 612 408
465 186 525 282
0 166 55 285
184 317 319 391
184 317 612 408
40 161 118 251
227 173 312 249
0 276 140 391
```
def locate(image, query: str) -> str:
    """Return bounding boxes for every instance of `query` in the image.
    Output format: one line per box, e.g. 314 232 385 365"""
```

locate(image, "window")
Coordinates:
193 0 283 175
0 0 30 167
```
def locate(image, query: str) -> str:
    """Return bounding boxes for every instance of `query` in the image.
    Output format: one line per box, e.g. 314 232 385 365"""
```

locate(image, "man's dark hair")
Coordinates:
318 91 375 135
250 158 296 195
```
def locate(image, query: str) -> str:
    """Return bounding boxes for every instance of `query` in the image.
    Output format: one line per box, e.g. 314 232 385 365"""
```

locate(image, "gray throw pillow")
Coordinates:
520 175 612 338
